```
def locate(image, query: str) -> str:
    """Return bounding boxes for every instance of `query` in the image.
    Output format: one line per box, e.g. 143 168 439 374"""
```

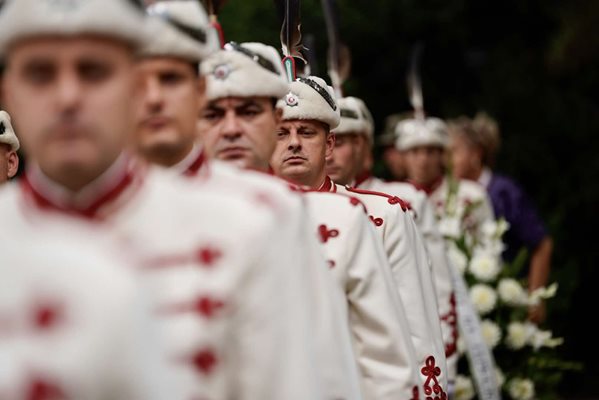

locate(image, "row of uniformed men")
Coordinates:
0 0 496 399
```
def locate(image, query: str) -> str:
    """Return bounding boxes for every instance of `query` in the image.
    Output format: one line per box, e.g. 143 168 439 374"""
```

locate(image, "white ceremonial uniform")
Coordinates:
428 176 496 243
0 158 326 400
302 190 421 400
356 175 458 385
320 177 449 398
171 147 364 400
0 225 173 400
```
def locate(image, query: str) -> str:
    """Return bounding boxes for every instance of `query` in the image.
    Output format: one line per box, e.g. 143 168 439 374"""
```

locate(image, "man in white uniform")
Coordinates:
395 116 496 243
197 43 430 399
0 1 326 398
327 96 458 385
0 111 19 185
272 76 449 399
133 5 363 398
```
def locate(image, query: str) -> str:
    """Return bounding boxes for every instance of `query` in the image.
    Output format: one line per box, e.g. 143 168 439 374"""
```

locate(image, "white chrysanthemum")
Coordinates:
480 319 502 348
470 284 497 315
455 375 475 400
469 251 501 282
507 378 535 400
448 243 468 275
530 328 564 350
439 216 462 239
481 219 510 239
498 278 528 306
529 283 559 306
506 322 534 349
496 367 505 388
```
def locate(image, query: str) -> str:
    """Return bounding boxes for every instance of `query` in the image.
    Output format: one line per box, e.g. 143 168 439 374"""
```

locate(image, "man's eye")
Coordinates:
276 130 288 138
23 64 55 85
240 108 261 117
201 111 220 121
160 73 184 85
301 130 316 137
79 62 112 82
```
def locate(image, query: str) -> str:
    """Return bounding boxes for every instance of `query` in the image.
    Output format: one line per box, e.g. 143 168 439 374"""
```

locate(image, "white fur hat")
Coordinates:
278 76 340 129
201 42 289 100
333 97 374 144
140 1 218 63
0 0 149 56
395 117 448 150
0 111 20 152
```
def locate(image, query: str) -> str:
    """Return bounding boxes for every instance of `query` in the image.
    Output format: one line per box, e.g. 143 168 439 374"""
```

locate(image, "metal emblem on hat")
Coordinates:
214 64 231 80
285 93 299 107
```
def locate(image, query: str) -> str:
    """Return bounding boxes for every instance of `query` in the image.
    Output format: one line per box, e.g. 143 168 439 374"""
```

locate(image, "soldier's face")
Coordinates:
271 120 334 188
404 145 444 186
197 97 281 171
326 133 360 186
1 36 136 191
134 58 204 167
0 145 19 184
382 146 407 181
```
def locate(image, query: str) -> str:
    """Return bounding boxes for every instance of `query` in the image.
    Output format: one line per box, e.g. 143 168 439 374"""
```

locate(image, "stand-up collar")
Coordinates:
20 154 142 219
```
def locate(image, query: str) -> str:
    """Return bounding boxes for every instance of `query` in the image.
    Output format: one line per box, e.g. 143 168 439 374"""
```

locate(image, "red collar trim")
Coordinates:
409 176 443 196
20 166 138 220
183 150 206 177
354 171 372 188
317 176 337 193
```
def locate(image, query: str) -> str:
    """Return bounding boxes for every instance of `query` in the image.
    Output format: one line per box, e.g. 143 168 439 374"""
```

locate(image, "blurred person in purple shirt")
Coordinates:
448 112 553 324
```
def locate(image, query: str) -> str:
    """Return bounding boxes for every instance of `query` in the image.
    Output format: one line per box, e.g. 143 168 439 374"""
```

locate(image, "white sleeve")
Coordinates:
384 205 450 396
414 194 458 384
341 205 421 400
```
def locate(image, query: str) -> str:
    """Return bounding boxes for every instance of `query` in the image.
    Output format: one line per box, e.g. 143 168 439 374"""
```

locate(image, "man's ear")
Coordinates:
273 106 283 126
7 151 19 179
325 132 335 159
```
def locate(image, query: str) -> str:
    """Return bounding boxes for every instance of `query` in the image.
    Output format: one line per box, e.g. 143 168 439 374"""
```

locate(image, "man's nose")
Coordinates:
221 111 243 140
55 71 83 113
287 131 301 151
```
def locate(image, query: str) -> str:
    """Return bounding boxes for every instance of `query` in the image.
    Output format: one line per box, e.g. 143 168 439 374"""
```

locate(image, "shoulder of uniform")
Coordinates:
303 190 368 213
344 186 412 212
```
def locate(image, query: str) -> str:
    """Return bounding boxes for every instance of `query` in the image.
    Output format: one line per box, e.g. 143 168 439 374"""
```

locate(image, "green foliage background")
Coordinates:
219 0 598 396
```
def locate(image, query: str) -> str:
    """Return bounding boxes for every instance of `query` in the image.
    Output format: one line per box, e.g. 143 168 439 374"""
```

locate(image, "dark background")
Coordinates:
219 0 598 397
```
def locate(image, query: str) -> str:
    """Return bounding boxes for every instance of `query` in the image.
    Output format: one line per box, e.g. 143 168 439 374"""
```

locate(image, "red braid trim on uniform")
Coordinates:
316 176 336 192
408 176 443 196
20 168 138 220
183 150 206 177
344 186 412 212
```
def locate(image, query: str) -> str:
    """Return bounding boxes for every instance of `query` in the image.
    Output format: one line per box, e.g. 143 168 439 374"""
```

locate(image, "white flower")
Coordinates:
507 378 535 400
470 284 497 315
448 243 468 274
506 321 535 349
528 283 558 306
498 278 529 306
480 319 502 348
454 375 475 400
469 251 501 282
481 219 510 239
530 328 564 350
496 368 505 388
439 216 462 239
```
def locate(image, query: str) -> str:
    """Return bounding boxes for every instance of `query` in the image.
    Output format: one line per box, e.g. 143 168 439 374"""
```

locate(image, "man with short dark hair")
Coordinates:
273 76 449 399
